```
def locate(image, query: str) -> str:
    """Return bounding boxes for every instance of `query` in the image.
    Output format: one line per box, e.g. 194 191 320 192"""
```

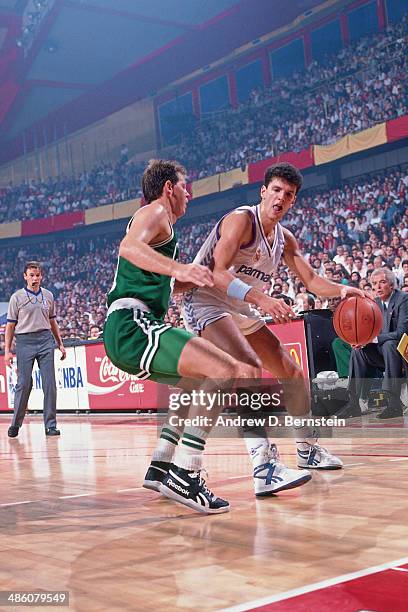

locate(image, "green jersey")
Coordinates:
107 221 178 320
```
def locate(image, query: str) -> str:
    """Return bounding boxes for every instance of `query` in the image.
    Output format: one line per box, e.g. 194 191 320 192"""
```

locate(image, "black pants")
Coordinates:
348 340 404 403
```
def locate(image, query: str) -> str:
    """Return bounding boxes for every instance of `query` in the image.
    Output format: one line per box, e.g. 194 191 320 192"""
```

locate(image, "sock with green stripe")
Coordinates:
152 424 181 463
174 427 209 471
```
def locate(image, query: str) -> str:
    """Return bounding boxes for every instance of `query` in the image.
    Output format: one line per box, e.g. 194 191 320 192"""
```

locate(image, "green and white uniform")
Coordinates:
104 220 194 382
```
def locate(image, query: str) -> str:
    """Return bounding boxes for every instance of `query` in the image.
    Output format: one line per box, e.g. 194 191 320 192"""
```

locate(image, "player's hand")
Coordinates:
340 286 364 299
174 263 214 288
59 344 67 360
4 351 14 367
259 296 296 323
351 336 377 350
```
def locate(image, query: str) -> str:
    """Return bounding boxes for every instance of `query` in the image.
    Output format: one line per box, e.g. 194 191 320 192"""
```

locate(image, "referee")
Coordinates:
6 261 66 438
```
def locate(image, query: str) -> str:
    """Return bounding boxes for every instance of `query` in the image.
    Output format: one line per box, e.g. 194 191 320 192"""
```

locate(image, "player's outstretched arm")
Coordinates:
120 203 213 287
211 212 295 322
282 228 364 298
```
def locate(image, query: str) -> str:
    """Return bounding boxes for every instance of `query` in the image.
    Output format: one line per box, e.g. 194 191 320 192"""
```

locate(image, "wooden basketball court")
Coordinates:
1 414 408 611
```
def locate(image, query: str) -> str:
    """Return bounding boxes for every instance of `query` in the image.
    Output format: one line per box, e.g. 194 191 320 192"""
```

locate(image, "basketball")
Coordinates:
333 295 383 346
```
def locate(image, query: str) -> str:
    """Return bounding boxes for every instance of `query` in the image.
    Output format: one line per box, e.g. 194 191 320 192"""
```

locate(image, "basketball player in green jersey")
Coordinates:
104 159 260 514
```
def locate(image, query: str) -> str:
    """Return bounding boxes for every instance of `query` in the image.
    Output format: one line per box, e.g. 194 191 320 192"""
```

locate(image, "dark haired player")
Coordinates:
178 162 363 495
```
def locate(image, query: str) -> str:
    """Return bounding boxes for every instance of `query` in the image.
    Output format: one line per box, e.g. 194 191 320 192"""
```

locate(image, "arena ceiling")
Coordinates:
0 0 324 158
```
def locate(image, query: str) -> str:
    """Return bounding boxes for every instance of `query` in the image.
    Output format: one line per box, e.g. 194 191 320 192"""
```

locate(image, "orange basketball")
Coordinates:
333 295 383 346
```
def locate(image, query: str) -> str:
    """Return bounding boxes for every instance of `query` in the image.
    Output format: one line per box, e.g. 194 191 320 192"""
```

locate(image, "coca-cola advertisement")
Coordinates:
84 343 158 410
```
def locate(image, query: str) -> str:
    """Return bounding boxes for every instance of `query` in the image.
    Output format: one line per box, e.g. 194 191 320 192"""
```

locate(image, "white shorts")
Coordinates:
182 288 265 336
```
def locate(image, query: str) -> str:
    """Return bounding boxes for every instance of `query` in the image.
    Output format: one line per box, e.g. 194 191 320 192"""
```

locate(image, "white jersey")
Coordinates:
182 204 285 335
194 204 285 288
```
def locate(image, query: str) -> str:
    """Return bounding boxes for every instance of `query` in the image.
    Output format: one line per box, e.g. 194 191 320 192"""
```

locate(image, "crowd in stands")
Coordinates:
0 164 407 350
0 155 145 223
0 13 407 223
176 14 408 179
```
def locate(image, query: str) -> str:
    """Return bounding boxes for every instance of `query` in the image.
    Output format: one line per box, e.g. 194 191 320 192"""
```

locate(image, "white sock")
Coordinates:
174 427 208 471
152 423 181 463
293 411 318 448
244 436 269 469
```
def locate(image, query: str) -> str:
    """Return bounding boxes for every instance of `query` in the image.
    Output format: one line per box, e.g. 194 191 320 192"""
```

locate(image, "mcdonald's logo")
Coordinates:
289 347 301 366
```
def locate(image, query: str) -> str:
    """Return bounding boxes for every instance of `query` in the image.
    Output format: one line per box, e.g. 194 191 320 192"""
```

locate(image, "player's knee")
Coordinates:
215 355 260 380
212 358 237 380
233 361 260 379
253 355 263 371
284 355 303 380
243 353 262 371
382 340 398 354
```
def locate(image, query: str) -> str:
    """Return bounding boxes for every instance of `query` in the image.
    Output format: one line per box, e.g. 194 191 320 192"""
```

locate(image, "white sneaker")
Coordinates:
254 444 311 497
359 398 370 414
359 398 379 414
297 442 343 470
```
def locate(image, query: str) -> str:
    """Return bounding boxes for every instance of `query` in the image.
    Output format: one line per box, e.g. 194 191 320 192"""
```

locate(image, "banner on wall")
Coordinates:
0 319 309 412
248 147 314 183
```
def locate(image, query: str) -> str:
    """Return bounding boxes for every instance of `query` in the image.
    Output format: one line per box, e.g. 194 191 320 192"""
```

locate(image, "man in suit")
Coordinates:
336 268 408 419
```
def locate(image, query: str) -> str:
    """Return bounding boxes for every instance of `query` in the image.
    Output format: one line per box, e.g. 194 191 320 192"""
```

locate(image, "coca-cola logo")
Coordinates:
99 356 141 384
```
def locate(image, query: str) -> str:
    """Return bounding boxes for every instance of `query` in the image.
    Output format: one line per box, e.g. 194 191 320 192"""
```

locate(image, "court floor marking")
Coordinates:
59 493 96 499
3 450 408 462
219 555 408 612
0 474 251 507
117 487 147 493
0 500 34 507
2 451 408 508
2 454 408 508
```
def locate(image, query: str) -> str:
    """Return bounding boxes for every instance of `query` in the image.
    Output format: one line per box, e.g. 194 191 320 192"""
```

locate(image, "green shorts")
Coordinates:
103 307 194 383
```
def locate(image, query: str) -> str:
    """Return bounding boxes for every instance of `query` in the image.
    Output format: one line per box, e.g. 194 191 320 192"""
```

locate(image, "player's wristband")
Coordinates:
227 278 252 301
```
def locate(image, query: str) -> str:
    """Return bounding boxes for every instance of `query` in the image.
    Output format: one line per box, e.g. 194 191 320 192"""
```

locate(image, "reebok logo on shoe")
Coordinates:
167 478 189 496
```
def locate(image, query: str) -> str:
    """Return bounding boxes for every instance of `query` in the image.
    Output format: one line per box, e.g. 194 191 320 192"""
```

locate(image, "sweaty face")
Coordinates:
260 178 297 220
371 273 393 301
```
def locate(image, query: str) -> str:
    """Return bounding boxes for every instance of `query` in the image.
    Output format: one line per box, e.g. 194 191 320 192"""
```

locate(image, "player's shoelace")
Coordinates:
311 443 327 454
191 468 216 500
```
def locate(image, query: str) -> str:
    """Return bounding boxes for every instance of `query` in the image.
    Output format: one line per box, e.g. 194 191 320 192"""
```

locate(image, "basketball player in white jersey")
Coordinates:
144 162 363 498
179 162 364 496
